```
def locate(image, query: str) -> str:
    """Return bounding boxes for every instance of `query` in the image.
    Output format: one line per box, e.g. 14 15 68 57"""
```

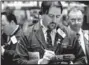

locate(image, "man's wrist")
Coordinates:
1 46 5 55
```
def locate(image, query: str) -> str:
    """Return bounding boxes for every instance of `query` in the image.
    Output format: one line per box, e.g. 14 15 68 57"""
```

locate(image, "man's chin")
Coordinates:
48 26 56 30
73 27 80 32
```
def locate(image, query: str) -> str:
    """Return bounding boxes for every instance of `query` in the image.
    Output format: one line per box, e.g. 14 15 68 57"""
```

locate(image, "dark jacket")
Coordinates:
82 30 89 64
1 26 23 65
13 22 86 64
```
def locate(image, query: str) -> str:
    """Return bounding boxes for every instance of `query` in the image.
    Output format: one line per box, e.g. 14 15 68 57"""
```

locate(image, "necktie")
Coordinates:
46 29 53 50
76 33 81 47
46 29 52 45
76 33 80 40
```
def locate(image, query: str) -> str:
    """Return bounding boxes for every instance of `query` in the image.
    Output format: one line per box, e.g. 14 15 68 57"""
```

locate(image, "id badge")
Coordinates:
11 36 17 44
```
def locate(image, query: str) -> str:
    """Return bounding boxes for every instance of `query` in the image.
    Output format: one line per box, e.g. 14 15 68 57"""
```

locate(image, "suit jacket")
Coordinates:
82 30 89 64
14 22 86 64
1 33 8 46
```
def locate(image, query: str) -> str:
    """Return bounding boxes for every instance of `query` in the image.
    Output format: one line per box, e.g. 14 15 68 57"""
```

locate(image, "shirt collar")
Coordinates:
11 25 19 36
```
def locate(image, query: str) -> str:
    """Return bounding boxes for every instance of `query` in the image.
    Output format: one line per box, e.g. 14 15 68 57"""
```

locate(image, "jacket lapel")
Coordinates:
82 31 89 53
83 32 89 61
35 27 47 49
84 36 89 55
82 31 89 63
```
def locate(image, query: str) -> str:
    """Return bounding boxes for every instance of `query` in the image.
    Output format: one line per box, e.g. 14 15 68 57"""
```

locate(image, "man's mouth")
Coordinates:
48 22 57 30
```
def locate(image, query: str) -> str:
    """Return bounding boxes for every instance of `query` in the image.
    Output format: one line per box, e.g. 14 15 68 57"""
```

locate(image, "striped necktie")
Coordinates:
46 29 52 45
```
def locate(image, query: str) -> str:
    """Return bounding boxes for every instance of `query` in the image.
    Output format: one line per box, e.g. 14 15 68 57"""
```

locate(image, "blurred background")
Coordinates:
1 1 89 30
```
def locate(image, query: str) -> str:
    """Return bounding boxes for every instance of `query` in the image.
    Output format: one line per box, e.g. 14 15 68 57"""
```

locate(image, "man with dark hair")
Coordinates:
1 12 24 65
14 1 86 64
39 1 63 15
4 6 17 24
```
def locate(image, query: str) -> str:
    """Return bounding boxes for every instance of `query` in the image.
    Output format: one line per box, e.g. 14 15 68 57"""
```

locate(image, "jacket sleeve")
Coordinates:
13 34 38 64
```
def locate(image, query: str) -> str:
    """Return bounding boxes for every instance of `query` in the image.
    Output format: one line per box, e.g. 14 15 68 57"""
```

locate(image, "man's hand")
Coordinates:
50 54 75 64
43 50 55 60
38 49 55 64
1 46 5 55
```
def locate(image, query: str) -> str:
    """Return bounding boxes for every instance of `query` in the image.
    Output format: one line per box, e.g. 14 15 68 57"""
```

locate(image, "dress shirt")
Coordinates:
78 29 86 55
40 19 56 46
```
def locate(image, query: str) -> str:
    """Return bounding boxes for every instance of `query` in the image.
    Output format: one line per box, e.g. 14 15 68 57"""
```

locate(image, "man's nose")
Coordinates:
52 16 56 22
75 20 79 24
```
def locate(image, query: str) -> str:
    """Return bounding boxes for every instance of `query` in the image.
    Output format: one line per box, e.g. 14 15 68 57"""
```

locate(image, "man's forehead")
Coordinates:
69 10 83 17
48 6 61 15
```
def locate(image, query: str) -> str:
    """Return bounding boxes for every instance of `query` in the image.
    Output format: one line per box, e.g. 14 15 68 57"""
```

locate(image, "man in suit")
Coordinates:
14 1 86 64
67 6 89 64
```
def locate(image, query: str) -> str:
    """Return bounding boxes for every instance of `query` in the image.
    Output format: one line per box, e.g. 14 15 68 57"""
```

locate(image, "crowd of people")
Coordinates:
1 1 89 65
